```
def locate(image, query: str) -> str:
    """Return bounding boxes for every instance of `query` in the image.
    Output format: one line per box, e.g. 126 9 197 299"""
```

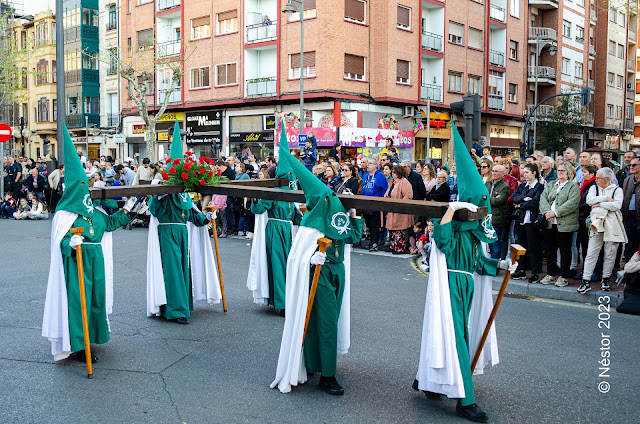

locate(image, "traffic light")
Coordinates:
451 93 481 142
472 94 481 141
580 86 590 106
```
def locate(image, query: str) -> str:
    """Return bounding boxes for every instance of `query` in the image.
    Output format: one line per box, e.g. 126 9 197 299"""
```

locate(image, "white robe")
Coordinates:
42 208 115 361
146 204 222 317
246 212 270 305
415 240 499 398
270 226 351 393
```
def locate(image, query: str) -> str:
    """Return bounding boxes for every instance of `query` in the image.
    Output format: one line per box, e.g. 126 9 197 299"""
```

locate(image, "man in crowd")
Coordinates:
486 164 510 259
575 151 591 184
24 168 46 202
300 139 318 172
616 150 636 187
622 155 640 260
563 148 578 167
115 164 135 186
541 156 557 183
48 164 64 211
266 155 277 178
361 158 388 252
5 156 22 198
133 158 153 185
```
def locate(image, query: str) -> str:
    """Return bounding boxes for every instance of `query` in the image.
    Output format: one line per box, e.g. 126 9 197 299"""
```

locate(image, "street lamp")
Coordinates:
15 117 31 157
282 0 306 138
531 41 557 152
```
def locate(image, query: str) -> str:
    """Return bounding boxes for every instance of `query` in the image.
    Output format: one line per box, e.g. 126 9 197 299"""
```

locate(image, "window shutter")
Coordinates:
345 0 365 22
397 59 409 79
227 63 237 84
217 65 226 85
291 53 301 69
218 10 237 21
137 28 153 47
192 16 210 27
397 5 410 27
449 22 463 38
305 0 317 9
468 28 482 49
344 54 365 75
305 51 316 67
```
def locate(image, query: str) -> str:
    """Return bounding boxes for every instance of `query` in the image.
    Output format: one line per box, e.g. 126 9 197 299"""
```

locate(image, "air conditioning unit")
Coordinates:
402 105 415 118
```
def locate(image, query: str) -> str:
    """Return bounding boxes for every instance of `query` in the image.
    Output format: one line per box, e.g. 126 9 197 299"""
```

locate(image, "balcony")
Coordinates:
420 83 442 103
66 113 100 128
158 0 180 11
529 0 558 8
489 50 505 67
627 86 635 100
490 4 506 22
158 39 181 58
246 21 277 44
628 59 636 72
65 69 100 85
246 77 276 97
528 27 557 42
107 113 119 127
158 88 181 104
527 104 555 121
488 95 504 111
589 44 595 56
421 31 443 52
625 117 634 129
106 22 117 31
630 30 637 44
590 10 597 23
528 66 556 84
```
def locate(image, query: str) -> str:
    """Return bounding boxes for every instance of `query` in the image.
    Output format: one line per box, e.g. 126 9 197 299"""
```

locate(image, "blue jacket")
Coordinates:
361 170 388 197
302 147 317 168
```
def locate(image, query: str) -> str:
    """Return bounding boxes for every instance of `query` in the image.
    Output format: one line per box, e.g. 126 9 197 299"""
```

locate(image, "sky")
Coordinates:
22 0 54 16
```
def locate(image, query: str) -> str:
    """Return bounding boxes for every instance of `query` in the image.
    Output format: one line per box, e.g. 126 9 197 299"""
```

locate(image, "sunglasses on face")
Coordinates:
481 165 489 168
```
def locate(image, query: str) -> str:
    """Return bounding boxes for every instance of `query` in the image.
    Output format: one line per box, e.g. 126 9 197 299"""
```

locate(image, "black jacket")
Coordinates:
407 170 427 201
511 181 544 222
333 176 360 194
426 183 450 202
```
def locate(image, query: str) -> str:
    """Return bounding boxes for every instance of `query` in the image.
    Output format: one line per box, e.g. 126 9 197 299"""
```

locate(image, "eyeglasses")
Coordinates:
630 163 639 167
480 165 489 168
557 169 567 173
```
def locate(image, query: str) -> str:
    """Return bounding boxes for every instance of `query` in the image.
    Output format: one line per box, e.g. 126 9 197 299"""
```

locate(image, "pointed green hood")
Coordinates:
278 128 355 240
451 121 496 243
55 123 95 218
169 119 182 159
275 126 298 190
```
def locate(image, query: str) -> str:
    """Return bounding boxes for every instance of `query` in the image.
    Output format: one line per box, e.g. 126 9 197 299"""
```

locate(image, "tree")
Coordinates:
0 12 28 127
537 96 587 154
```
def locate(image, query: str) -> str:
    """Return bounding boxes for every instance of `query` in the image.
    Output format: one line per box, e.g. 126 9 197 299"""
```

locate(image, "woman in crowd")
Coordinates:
480 159 493 183
425 170 451 202
539 162 580 288
511 159 521 181
333 163 360 194
258 169 269 180
93 173 106 188
576 164 598 275
235 163 250 181
590 152 617 185
28 197 48 220
423 163 437 194
382 162 394 182
383 165 414 254
323 164 340 190
511 163 545 283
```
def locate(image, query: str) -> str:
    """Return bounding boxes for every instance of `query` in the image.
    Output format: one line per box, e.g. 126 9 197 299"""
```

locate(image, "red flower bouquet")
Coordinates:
162 156 229 191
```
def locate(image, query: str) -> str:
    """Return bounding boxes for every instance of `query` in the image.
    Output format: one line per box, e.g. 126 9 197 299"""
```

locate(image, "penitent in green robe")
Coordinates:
60 209 131 352
304 217 364 377
432 220 500 407
149 194 209 320
250 200 302 309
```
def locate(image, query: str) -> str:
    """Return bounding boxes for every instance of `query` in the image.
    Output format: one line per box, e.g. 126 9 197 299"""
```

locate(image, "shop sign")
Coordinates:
132 125 146 134
339 128 414 148
155 112 184 122
229 131 274 143
490 125 519 139
186 110 222 144
278 127 336 147
264 115 276 130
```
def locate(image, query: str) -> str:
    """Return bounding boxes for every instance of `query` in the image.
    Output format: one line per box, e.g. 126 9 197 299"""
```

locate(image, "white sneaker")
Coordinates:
238 231 245 236
554 277 568 287
540 275 557 285
246 232 254 240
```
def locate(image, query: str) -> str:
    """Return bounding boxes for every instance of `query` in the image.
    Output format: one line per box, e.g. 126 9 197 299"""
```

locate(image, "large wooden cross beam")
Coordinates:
89 179 487 221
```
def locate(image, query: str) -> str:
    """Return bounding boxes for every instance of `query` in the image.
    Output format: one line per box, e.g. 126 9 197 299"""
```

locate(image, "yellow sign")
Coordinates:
132 125 146 134
490 125 519 139
157 132 169 141
156 112 184 122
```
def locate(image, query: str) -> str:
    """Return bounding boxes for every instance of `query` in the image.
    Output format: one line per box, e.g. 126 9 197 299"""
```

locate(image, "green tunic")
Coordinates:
304 217 364 377
432 220 499 406
149 194 209 320
60 209 131 352
250 200 302 309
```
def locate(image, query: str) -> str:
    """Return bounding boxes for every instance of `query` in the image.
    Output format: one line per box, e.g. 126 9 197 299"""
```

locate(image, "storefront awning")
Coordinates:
489 137 520 148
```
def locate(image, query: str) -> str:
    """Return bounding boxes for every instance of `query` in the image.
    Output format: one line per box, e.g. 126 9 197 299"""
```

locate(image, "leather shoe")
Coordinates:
175 317 189 325
456 401 488 423
412 379 443 400
74 349 98 363
319 376 344 395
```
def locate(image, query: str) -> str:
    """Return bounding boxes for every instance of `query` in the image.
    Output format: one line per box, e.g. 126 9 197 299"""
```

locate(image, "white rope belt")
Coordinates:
158 223 188 226
82 242 102 245
447 269 474 277
268 218 293 224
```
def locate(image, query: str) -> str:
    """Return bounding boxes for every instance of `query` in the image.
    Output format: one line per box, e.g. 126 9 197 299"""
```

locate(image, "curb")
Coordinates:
494 278 624 307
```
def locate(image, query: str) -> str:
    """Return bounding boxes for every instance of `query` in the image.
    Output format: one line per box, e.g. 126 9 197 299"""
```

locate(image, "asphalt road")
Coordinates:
0 218 637 424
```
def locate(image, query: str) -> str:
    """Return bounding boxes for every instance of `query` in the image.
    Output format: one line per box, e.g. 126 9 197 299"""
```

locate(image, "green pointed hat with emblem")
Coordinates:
277 126 354 240
275 125 298 190
452 120 496 243
55 123 95 218
169 119 183 159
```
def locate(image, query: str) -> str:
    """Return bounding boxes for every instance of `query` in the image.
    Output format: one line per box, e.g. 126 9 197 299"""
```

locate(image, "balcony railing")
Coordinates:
158 39 181 58
528 104 555 119
65 69 100 84
488 95 504 111
528 66 556 80
630 29 637 42
489 50 505 67
628 59 636 71
107 113 119 127
158 88 181 104
158 0 180 10
66 113 100 128
421 31 443 52
529 27 557 41
420 83 443 103
490 4 506 22
625 117 634 129
246 77 276 97
627 87 635 100
246 21 277 44
589 44 595 56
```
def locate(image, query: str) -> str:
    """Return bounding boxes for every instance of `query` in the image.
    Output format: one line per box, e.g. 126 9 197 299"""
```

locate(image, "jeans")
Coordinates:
491 226 503 259
543 225 573 278
1 205 15 218
570 231 578 270
237 216 249 233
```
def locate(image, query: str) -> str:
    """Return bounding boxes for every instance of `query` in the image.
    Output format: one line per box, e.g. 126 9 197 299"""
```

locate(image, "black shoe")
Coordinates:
279 309 285 317
601 278 610 291
175 317 189 325
412 379 443 400
456 401 489 423
512 270 527 279
319 376 344 395
577 281 591 294
369 243 378 252
74 349 98 363
528 274 539 284
392 250 409 255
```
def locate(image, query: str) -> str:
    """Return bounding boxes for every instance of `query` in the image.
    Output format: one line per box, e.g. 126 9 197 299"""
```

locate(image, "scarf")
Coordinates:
580 175 596 198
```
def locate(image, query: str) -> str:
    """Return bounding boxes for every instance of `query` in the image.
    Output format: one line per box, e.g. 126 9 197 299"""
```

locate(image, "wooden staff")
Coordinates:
471 243 526 372
302 238 333 348
207 205 227 312
70 227 93 379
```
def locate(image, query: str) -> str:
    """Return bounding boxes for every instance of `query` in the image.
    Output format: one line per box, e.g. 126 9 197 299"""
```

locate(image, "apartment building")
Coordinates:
11 11 58 159
118 0 529 163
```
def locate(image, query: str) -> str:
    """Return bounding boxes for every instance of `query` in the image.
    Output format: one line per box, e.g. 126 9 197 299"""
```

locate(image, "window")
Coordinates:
616 105 623 119
488 70 503 96
35 22 48 46
127 38 132 55
617 75 624 88
82 8 98 26
617 43 624 59
619 11 625 25
137 29 153 50
52 23 56 44
191 67 210 88
609 40 616 55
288 0 317 21
108 5 117 30
53 100 57 121
138 0 152 4
396 59 410 84
562 20 571 38
509 0 519 18
449 21 464 45
216 63 237 86
606 104 614 118
63 8 80 28
20 31 26 49
217 10 238 34
576 0 583 6
52 60 56 83
574 62 583 79
608 72 615 86
562 58 571 74
448 71 463 92
468 28 482 50
290 51 316 78
107 48 118 75
137 75 153 94
576 26 584 42
610 8 617 23
83 52 98 70
345 0 366 24
21 67 27 88
36 59 48 85
397 5 411 29
508 83 517 102
344 54 365 80
37 98 50 122
468 75 481 94
128 0 131 13
509 40 518 59
192 16 211 39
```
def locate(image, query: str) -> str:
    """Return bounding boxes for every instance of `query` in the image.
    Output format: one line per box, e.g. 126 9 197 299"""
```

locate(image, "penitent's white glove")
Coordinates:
69 235 84 250
206 211 217 221
499 260 518 274
123 197 137 213
310 251 327 266
448 201 478 212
